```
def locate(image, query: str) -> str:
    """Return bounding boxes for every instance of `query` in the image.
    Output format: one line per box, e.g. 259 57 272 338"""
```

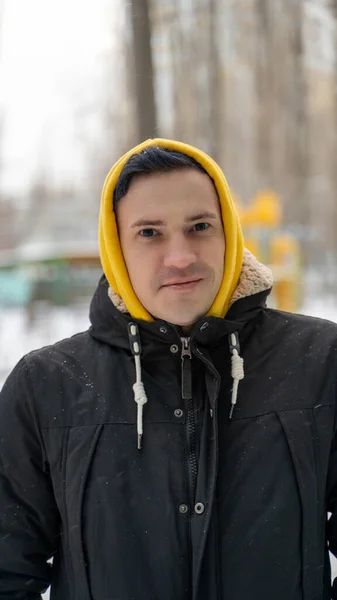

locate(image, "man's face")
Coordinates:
116 169 225 328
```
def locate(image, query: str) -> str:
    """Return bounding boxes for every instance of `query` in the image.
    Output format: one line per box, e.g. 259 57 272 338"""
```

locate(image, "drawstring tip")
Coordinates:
138 433 142 450
229 404 235 420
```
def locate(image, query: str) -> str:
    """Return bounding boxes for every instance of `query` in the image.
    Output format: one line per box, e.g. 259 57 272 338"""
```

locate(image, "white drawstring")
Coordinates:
229 335 244 419
133 353 148 449
130 325 244 445
128 323 148 450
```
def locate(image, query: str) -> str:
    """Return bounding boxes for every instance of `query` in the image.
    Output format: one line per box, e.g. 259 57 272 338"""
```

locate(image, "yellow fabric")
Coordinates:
99 138 244 321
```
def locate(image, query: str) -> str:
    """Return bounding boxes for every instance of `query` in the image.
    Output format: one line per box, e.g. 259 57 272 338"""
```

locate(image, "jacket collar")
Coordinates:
89 249 273 351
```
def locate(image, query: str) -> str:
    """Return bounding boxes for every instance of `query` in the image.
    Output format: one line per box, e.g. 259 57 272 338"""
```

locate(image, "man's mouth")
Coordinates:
162 278 202 291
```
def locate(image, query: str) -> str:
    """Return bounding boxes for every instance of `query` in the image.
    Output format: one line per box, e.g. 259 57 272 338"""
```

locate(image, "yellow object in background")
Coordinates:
238 189 302 312
239 190 282 228
244 237 260 259
270 234 301 313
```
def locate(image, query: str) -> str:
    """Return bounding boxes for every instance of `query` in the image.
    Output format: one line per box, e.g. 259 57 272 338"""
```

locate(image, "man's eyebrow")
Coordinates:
130 212 218 228
130 219 165 228
184 211 218 222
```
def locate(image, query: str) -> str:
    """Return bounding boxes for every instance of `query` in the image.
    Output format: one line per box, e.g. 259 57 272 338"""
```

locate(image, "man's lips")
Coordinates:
161 278 203 289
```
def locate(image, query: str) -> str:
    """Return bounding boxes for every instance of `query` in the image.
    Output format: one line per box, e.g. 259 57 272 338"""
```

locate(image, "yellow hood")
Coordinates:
99 138 244 321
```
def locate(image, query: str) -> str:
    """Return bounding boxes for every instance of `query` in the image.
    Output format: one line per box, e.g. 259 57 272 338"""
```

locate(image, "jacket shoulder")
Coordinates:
24 329 100 367
17 330 111 426
265 306 337 330
263 307 337 349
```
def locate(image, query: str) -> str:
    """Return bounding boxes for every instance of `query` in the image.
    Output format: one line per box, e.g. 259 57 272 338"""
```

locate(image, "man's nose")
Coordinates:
163 236 197 269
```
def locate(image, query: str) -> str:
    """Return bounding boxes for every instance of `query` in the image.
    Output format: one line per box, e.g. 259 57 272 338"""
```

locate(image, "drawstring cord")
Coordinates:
128 323 148 449
229 332 244 419
128 324 244 446
133 353 147 449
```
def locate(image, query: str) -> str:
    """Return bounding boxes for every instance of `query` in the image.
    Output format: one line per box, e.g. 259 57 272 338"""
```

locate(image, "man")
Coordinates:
0 138 337 600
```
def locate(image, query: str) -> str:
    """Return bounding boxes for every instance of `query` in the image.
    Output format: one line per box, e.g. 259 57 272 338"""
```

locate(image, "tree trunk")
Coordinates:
129 0 157 142
287 0 308 228
255 0 274 189
331 0 337 258
208 0 221 163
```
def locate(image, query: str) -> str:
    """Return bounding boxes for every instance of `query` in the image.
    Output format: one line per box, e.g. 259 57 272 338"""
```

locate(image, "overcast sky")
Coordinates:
0 0 121 195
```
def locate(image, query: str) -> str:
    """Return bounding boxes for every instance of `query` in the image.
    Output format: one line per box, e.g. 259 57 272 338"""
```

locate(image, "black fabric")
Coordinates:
1 275 337 599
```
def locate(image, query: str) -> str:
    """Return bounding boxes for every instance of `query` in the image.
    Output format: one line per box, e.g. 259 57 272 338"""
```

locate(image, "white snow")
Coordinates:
0 301 90 387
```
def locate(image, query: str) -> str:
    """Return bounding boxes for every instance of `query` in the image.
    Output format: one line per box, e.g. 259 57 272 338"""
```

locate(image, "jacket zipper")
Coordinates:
181 337 198 504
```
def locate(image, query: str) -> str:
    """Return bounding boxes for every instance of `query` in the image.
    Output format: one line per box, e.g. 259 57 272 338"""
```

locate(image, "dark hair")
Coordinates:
113 146 208 210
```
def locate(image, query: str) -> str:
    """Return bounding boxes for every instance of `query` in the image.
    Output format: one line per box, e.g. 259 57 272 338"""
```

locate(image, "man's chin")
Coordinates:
145 298 213 328
159 309 206 330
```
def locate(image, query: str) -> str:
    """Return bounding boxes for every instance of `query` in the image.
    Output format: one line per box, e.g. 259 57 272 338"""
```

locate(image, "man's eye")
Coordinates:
139 228 157 237
193 222 209 232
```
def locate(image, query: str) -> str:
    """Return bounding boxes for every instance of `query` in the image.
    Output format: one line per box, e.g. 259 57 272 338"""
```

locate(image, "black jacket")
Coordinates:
1 275 337 600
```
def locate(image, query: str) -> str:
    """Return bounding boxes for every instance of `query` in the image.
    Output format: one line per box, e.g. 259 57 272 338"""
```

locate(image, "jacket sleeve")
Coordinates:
327 422 337 598
0 357 60 599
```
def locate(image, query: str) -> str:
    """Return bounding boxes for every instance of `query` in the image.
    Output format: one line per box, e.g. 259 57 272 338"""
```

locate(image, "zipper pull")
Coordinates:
181 337 192 399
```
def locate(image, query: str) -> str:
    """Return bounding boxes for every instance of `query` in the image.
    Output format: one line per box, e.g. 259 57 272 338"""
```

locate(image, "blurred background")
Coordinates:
0 0 337 389
0 1 337 592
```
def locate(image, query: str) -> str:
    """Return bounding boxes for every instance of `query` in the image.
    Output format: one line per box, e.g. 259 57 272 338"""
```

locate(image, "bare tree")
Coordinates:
255 0 274 189
0 198 17 251
208 0 222 163
0 0 5 187
330 0 337 255
129 0 158 142
286 0 309 228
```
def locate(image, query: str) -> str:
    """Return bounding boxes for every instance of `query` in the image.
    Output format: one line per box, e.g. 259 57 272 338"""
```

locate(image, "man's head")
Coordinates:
114 147 225 329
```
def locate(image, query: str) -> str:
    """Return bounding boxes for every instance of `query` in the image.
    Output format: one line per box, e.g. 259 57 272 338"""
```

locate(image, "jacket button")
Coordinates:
194 502 205 515
179 504 188 514
174 409 184 418
170 344 179 353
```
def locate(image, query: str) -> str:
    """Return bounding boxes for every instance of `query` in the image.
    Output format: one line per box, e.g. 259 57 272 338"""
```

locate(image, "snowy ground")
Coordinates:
0 300 90 388
0 295 337 597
